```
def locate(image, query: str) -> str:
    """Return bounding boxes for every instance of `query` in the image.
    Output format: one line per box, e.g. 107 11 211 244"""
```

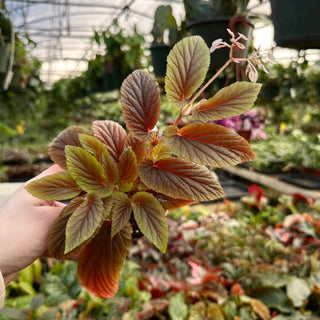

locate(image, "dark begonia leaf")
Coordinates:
121 70 161 141
92 120 127 162
49 126 92 170
49 196 86 259
77 221 132 298
125 134 146 163
164 123 256 167
139 158 224 202
132 192 168 252
66 145 112 197
191 81 262 121
111 192 132 238
25 171 81 200
65 193 106 254
165 36 210 108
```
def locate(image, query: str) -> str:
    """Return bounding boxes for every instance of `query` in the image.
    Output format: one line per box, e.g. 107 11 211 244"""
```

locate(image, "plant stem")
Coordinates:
179 58 233 120
190 58 232 105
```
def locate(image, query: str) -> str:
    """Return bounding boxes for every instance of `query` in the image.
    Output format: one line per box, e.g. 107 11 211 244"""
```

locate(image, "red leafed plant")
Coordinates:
26 34 262 298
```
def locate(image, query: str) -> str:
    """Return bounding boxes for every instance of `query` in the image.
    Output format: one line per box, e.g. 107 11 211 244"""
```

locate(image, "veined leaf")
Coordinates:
92 120 127 162
25 171 81 200
164 123 256 167
286 277 311 307
49 126 92 170
153 192 196 210
79 133 109 163
165 36 210 108
111 192 132 238
192 81 262 121
102 196 113 219
139 158 224 202
77 221 132 298
125 134 146 163
132 192 168 252
150 145 172 161
66 145 112 197
118 147 138 185
49 196 86 259
101 151 119 184
65 194 105 254
121 70 161 141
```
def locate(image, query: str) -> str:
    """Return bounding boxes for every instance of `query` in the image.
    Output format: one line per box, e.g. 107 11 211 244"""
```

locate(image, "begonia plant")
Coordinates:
26 33 263 298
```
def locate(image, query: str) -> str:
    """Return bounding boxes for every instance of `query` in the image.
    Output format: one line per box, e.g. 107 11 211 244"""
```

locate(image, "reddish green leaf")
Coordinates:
65 194 106 254
49 196 86 259
132 192 168 252
66 145 112 197
121 70 161 141
165 36 210 108
139 158 224 202
101 151 119 184
150 145 172 161
192 81 262 121
111 192 132 238
153 192 196 210
102 196 113 219
77 221 132 298
92 120 127 162
25 171 81 200
79 133 109 163
125 134 146 163
49 126 92 170
164 123 256 167
118 148 138 185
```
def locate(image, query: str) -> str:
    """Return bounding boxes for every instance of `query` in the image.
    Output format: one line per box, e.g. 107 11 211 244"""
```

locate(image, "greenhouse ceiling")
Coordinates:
4 0 274 86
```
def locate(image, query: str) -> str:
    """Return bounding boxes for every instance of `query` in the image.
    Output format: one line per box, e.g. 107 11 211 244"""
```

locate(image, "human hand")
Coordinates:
0 165 65 283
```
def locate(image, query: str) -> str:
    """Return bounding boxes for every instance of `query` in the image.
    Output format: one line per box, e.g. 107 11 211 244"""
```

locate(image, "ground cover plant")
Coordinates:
25 33 262 298
2 191 320 319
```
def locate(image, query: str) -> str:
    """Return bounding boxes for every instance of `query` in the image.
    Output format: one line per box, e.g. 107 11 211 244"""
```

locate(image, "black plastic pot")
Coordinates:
270 0 320 49
260 84 280 101
150 44 171 78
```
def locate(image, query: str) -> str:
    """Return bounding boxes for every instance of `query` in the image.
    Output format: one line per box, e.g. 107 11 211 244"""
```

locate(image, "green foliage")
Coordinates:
151 5 187 47
25 36 260 298
250 129 320 171
92 20 147 74
0 11 12 45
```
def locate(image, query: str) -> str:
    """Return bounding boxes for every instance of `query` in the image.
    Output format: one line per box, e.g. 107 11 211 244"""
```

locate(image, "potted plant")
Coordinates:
183 0 252 71
270 0 320 50
150 5 187 78
0 9 12 84
9 34 28 90
90 21 147 92
25 34 263 298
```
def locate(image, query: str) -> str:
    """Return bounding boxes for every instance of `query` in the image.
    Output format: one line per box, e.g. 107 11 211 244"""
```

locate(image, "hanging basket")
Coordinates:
270 0 320 49
150 44 171 78
187 16 252 71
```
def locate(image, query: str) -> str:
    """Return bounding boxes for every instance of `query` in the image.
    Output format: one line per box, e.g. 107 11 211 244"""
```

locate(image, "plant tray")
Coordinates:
279 173 320 189
220 180 249 200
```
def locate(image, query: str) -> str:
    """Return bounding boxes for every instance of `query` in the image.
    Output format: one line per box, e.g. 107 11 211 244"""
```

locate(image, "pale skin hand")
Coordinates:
0 165 65 283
